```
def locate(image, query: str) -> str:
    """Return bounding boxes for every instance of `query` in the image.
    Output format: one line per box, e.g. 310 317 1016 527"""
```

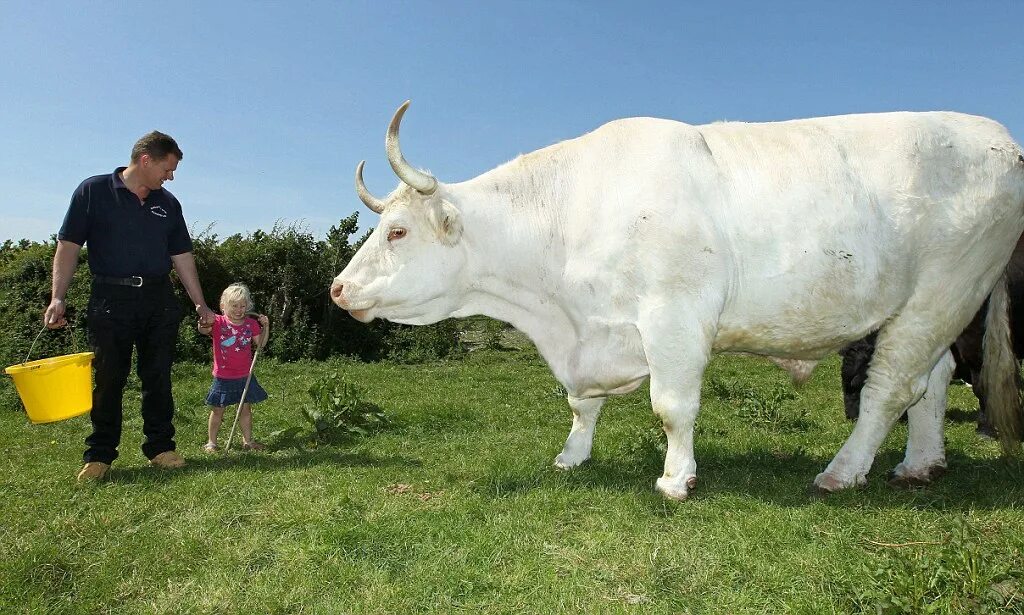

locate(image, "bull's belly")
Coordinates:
539 267 902 393
712 325 865 360
709 253 911 358
712 293 895 359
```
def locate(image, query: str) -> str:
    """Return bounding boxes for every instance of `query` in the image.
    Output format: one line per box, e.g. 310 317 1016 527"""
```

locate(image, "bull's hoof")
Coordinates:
553 452 588 470
812 471 866 494
887 464 945 489
655 475 697 501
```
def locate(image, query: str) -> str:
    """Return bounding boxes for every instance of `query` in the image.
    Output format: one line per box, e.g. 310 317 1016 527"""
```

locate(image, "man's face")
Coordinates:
141 154 179 190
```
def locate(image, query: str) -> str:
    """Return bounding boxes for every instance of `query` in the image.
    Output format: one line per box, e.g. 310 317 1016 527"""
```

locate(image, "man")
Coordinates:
43 131 216 481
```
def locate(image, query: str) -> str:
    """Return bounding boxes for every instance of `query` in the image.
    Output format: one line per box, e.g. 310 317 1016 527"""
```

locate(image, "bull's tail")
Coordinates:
980 271 1024 455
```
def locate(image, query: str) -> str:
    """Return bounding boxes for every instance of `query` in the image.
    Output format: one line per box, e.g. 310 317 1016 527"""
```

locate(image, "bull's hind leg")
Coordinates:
814 324 952 493
889 350 955 486
554 396 605 469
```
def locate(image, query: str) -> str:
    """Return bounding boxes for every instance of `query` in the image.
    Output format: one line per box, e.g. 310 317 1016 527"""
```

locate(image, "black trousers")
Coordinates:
84 280 183 464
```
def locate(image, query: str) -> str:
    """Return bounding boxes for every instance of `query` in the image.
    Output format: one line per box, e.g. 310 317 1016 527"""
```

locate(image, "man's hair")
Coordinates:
130 131 183 163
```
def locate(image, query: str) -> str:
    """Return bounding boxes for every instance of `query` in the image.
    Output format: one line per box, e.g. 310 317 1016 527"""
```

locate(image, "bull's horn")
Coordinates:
386 100 437 195
355 161 385 214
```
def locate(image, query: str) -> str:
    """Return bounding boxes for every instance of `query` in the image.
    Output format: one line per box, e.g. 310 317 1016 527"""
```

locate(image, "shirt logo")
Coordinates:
149 205 168 218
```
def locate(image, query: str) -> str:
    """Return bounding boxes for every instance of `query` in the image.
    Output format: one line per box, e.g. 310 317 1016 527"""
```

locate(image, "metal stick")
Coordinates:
225 345 261 451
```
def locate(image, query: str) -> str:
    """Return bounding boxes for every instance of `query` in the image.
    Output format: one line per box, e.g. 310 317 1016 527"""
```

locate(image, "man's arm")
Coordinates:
170 252 215 326
44 240 82 328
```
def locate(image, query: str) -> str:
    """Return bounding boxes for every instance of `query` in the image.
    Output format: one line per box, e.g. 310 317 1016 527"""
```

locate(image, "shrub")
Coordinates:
300 371 389 442
480 317 507 350
0 239 90 371
381 319 465 364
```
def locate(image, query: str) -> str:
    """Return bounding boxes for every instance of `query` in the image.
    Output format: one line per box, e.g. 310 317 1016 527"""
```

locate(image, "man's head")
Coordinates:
131 131 182 190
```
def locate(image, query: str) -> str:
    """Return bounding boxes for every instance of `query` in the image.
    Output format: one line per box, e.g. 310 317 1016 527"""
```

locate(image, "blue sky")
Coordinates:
2 1 1023 242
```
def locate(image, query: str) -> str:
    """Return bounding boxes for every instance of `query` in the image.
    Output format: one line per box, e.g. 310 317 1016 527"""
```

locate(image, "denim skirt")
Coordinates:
205 375 269 407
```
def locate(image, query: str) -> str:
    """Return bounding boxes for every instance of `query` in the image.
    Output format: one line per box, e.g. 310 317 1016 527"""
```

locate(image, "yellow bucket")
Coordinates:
4 352 95 424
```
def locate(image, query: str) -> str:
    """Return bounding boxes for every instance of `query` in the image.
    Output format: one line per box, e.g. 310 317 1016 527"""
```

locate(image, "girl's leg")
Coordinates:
208 407 225 447
239 403 262 448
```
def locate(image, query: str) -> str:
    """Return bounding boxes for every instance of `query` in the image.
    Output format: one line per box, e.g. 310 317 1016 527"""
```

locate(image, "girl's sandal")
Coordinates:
202 442 219 453
241 441 266 451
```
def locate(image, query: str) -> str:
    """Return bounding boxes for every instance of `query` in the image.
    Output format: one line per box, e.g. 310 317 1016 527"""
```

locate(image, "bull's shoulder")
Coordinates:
584 117 715 162
591 116 699 141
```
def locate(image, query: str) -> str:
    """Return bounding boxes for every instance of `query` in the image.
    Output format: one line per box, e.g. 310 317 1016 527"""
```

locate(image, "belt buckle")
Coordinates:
130 276 144 287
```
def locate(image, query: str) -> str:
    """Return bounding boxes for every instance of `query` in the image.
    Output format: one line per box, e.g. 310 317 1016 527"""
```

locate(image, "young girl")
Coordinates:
198 283 270 452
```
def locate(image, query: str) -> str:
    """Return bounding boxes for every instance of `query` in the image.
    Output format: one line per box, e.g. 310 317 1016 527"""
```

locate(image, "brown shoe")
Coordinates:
149 450 187 469
77 462 110 482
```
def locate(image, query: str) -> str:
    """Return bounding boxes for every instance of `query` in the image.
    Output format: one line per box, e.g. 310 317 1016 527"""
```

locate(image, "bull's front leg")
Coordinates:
650 372 706 500
639 308 716 501
554 396 606 469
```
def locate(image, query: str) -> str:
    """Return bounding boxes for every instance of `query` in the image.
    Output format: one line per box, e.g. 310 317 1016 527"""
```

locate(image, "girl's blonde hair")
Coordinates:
220 283 254 312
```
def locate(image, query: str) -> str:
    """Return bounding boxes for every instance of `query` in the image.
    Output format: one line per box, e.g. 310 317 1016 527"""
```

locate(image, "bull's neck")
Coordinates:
447 173 582 360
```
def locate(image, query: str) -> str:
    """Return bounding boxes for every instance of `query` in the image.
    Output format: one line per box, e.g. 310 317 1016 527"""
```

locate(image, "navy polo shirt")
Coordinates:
57 167 193 277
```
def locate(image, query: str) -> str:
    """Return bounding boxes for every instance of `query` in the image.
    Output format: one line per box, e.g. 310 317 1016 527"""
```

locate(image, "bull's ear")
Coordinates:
429 200 463 246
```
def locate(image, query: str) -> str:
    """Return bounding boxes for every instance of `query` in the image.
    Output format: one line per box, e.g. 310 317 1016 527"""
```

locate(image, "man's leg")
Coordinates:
137 286 182 460
84 289 135 465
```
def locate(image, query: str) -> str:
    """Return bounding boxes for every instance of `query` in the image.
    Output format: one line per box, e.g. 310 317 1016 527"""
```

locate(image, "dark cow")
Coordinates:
841 243 1024 437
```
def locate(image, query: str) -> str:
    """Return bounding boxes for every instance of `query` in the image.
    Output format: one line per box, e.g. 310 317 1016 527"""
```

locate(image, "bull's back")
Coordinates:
557 112 1024 358
700 112 1024 356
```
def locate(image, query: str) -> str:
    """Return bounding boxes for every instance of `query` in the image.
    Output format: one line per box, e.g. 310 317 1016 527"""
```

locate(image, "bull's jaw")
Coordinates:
348 309 374 323
359 294 462 326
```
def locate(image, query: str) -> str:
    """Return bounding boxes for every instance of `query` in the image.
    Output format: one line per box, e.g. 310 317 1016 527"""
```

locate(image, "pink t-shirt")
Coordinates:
211 315 262 379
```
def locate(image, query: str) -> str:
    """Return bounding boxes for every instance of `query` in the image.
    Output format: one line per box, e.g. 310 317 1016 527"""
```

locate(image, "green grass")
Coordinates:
2 350 1023 614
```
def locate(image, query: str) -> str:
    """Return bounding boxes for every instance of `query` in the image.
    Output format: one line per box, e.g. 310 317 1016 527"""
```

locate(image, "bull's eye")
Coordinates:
387 227 407 242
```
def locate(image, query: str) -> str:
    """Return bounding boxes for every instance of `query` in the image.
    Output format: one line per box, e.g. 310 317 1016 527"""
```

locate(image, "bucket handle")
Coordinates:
23 314 81 366
23 325 48 366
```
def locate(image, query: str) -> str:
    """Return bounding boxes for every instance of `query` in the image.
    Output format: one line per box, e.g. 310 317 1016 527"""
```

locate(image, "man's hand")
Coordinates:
43 298 67 329
196 304 215 327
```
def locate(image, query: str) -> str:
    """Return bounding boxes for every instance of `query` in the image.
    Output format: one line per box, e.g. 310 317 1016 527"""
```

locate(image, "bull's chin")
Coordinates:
389 312 446 326
347 309 374 323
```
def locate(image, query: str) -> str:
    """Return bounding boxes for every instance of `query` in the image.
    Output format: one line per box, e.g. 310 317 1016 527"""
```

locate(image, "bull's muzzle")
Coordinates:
330 281 348 308
330 280 374 322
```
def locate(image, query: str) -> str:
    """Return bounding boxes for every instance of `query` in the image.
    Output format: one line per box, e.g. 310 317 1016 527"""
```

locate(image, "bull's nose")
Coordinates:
330 281 346 306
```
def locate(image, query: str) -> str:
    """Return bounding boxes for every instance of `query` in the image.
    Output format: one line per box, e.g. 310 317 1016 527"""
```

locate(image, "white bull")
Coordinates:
332 101 1024 499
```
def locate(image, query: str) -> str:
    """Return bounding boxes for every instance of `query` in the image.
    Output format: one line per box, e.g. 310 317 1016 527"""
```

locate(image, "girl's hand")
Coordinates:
257 314 269 328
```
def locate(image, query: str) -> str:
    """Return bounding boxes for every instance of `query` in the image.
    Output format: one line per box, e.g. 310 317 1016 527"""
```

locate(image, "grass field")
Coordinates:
2 348 1023 614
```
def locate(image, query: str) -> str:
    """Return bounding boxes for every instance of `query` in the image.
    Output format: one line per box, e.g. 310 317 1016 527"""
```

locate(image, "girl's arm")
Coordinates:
256 314 270 348
198 319 213 336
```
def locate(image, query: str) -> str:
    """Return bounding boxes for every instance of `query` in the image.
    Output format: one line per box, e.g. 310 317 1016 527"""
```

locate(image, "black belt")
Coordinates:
92 275 169 287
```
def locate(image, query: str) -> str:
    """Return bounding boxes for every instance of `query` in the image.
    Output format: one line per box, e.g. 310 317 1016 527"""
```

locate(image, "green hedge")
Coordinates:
0 215 464 369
